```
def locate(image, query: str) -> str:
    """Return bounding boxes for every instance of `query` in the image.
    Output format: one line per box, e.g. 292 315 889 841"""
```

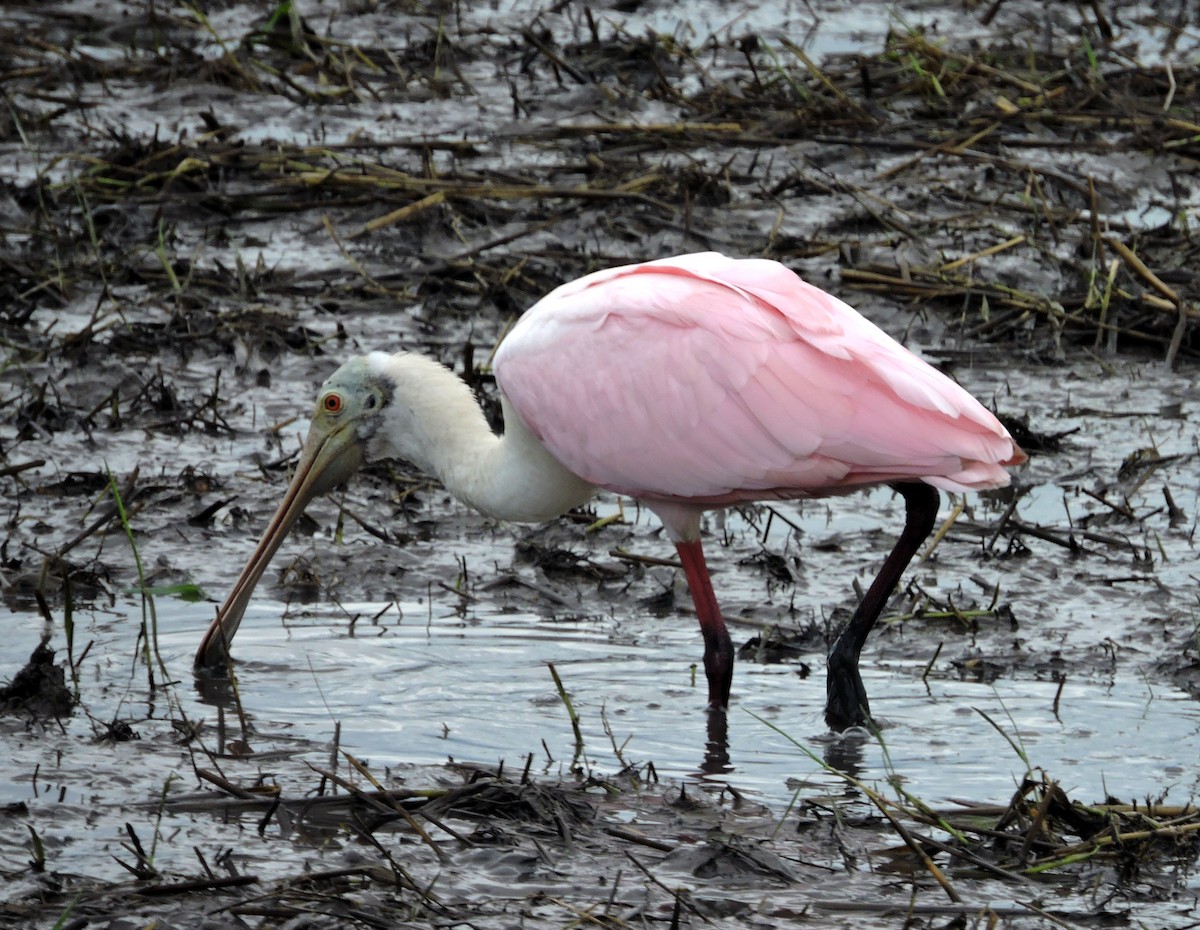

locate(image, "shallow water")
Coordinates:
61 567 1200 786
4 0 1200 924
3 559 1199 921
166 596 1200 807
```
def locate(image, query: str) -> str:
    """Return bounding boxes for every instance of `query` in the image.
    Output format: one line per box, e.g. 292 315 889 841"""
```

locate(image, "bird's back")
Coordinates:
494 253 1023 505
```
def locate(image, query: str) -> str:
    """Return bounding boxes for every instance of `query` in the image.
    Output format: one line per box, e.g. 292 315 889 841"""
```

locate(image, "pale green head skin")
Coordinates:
304 359 381 492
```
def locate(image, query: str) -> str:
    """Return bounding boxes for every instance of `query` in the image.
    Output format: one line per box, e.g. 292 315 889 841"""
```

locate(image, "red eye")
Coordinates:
323 393 343 413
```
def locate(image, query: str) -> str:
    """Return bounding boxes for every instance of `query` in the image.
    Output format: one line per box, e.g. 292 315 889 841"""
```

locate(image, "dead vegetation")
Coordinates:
2 1 1199 927
6 747 1196 928
2 1 1197 365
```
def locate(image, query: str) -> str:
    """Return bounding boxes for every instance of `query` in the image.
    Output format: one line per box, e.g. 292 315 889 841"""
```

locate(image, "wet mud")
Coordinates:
2 1 1199 927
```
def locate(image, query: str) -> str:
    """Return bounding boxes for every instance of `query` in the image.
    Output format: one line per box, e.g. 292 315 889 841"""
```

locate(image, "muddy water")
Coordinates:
4 0 1200 925
4 356 1198 895
9 354 1197 926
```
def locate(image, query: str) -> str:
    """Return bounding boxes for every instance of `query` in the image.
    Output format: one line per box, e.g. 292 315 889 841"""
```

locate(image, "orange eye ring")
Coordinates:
322 393 343 414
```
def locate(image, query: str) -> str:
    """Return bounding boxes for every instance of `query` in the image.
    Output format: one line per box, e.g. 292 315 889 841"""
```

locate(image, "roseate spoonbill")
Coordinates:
196 252 1024 730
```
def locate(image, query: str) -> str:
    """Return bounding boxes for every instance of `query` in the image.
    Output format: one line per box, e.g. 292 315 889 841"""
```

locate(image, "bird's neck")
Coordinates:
373 353 596 522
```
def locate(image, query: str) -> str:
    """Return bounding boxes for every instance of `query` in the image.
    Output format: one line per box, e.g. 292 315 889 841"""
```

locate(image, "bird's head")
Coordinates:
301 355 396 494
194 354 395 670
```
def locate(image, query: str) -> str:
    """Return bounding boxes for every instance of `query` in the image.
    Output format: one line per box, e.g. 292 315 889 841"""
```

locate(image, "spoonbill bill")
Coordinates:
196 252 1024 730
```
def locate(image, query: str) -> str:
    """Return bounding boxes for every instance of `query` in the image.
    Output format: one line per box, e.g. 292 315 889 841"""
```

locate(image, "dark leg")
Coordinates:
825 482 940 731
675 539 734 710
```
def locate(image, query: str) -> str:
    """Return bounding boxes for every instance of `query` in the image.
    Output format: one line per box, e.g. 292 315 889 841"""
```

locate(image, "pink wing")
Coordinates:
494 253 1024 505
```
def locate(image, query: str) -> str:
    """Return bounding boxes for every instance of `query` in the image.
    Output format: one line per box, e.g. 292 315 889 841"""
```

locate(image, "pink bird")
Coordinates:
196 252 1025 730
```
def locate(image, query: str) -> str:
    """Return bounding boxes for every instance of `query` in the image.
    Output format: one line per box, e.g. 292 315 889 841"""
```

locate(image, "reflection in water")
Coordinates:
822 728 868 781
699 709 731 777
194 667 257 756
194 667 238 710
693 703 873 804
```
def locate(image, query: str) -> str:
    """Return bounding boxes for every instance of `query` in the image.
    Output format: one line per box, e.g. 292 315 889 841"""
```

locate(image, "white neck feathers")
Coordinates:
367 352 596 522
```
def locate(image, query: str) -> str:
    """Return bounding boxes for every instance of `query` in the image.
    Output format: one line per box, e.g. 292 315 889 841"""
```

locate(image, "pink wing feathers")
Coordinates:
494 253 1024 505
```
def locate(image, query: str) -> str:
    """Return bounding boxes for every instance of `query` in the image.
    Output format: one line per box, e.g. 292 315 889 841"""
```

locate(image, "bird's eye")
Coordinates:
322 393 344 414
364 393 378 410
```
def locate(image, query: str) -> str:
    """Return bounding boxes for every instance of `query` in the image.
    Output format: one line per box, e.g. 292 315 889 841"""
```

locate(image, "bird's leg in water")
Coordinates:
675 539 735 709
825 482 940 731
